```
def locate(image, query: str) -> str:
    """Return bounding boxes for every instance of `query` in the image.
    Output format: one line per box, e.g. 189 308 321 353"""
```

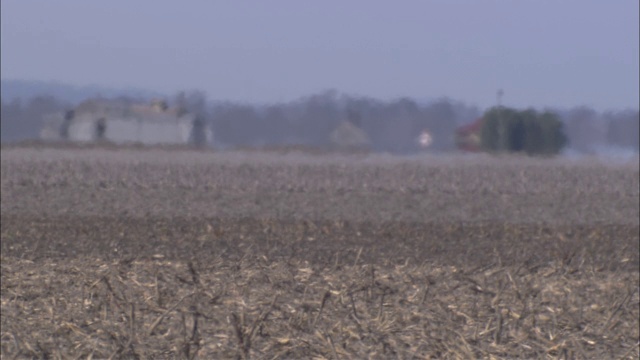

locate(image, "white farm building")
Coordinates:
40 99 213 146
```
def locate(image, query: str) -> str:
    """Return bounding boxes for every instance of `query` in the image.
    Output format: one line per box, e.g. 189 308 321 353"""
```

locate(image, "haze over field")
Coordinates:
2 3 639 356
2 1 638 111
1 1 638 158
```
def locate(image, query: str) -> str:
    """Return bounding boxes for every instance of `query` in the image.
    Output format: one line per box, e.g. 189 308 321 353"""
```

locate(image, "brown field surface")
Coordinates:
1 145 639 359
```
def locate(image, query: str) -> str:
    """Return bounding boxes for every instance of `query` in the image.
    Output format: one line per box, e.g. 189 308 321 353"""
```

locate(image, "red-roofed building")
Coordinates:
455 117 484 152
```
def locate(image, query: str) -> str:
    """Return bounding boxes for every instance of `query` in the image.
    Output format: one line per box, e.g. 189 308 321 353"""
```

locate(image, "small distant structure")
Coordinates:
455 117 484 152
330 113 371 152
417 130 433 149
40 98 213 147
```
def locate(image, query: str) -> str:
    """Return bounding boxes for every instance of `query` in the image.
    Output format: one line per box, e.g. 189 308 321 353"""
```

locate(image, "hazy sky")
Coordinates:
2 1 638 110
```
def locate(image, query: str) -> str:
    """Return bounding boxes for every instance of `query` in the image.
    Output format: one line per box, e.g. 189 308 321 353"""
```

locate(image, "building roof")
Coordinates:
73 98 191 123
455 118 484 152
330 121 371 149
456 117 484 136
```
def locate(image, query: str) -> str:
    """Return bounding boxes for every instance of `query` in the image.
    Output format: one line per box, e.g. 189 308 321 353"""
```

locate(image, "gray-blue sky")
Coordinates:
2 1 638 111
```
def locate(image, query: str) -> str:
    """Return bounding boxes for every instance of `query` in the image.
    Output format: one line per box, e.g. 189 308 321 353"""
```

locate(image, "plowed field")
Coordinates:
1 146 638 359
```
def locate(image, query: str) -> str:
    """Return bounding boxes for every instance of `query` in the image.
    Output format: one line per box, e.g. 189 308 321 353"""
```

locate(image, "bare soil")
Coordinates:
1 146 639 359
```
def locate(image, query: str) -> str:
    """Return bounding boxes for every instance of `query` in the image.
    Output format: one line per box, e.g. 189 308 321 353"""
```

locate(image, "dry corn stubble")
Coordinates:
1 145 639 359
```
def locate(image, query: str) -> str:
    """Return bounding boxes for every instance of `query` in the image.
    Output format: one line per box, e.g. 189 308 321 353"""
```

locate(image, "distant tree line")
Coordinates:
179 90 480 153
1 90 638 155
559 106 639 155
1 96 69 143
480 107 568 155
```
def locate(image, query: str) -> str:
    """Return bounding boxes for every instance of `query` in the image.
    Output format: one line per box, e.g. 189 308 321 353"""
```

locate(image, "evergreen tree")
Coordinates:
480 106 567 155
